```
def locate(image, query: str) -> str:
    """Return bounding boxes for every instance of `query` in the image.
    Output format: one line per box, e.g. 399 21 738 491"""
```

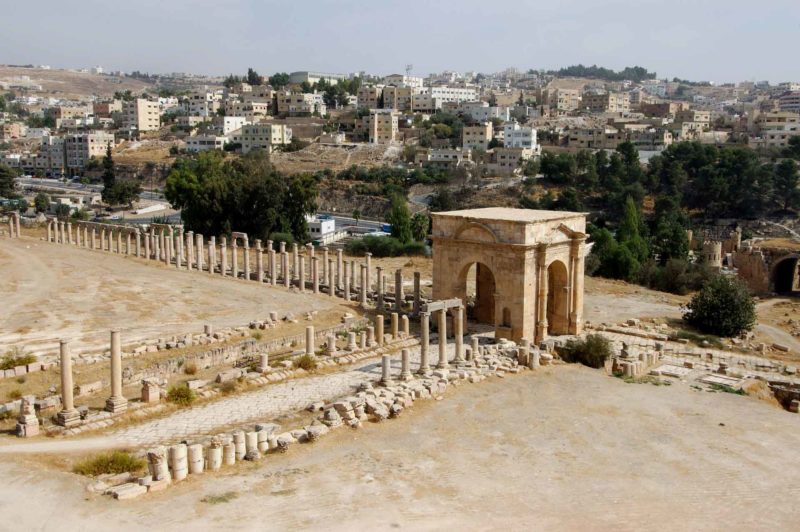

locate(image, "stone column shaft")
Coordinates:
419 312 430 374
437 309 448 369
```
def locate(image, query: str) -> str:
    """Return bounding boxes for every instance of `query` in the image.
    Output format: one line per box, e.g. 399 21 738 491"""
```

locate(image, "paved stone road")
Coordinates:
110 343 456 447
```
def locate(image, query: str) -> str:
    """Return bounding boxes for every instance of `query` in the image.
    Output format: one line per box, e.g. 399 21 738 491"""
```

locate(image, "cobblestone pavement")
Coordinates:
110 342 454 447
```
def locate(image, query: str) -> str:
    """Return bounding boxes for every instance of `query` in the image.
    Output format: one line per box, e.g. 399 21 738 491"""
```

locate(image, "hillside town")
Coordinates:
1 2 800 529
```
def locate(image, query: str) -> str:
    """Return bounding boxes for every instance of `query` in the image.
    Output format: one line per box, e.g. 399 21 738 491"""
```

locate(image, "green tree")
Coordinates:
352 208 361 227
34 192 50 213
284 174 318 242
246 67 263 85
386 195 412 244
268 72 290 88
683 276 756 337
101 144 116 204
54 203 71 221
773 159 800 211
411 212 429 241
617 196 649 264
0 163 18 198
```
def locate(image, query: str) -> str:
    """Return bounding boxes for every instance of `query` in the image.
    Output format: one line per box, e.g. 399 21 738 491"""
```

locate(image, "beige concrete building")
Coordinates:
462 123 493 150
639 102 687 118
363 110 400 143
675 109 711 125
431 208 586 344
488 147 532 176
276 91 326 116
415 148 472 169
543 88 582 112
64 131 115 171
357 85 384 109
122 98 160 132
382 85 418 111
237 123 292 153
583 92 631 113
0 122 26 140
93 100 122 119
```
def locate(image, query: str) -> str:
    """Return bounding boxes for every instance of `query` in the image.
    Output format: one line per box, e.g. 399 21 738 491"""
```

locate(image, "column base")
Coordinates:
399 372 413 381
417 367 431 377
57 409 81 428
105 396 129 414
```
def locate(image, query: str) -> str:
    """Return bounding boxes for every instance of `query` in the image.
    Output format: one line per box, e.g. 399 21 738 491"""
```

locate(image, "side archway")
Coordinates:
547 260 570 335
772 255 799 294
459 261 497 325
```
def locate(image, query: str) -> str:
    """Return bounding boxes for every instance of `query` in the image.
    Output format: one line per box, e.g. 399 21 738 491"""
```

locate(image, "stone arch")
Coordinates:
458 261 497 324
453 222 499 244
547 260 570 335
772 255 799 294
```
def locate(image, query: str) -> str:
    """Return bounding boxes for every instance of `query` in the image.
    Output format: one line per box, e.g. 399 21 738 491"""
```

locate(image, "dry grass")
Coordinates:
72 451 145 477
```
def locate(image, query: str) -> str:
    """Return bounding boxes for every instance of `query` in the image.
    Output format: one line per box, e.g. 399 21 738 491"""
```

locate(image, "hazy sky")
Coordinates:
1 0 798 82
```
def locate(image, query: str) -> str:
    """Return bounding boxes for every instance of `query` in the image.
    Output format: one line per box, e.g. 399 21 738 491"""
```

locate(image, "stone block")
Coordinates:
109 482 148 500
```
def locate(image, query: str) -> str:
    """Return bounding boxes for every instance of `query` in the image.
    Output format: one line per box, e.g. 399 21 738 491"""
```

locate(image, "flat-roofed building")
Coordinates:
462 122 493 150
64 131 114 171
238 123 292 153
289 71 347 85
362 109 400 143
123 98 160 131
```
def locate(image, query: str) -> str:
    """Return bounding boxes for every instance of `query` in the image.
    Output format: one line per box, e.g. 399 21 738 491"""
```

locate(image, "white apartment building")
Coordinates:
225 101 271 120
237 124 292 154
425 86 478 104
122 98 160 132
186 134 228 153
184 91 222 117
459 101 511 122
158 96 181 114
503 122 537 150
384 74 424 89
276 91 326 116
289 71 347 85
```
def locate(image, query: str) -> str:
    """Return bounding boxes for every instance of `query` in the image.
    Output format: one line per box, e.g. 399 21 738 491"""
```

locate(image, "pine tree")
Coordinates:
101 144 116 204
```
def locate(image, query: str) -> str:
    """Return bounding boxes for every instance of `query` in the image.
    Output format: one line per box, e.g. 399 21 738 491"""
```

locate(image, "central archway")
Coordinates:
460 262 496 325
547 260 570 335
773 256 799 294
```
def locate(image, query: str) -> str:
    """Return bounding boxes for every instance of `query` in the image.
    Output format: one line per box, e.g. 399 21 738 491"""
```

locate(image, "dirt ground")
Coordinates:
0 365 798 530
0 236 352 357
0 66 153 100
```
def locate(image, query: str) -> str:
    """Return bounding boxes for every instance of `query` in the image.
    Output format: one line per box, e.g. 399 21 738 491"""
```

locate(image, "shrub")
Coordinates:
345 235 427 258
220 381 237 394
183 362 198 375
683 275 756 337
251 331 262 341
560 334 613 369
201 491 239 504
0 350 37 370
269 232 294 251
294 354 318 371
166 385 196 406
73 451 145 476
7 389 22 401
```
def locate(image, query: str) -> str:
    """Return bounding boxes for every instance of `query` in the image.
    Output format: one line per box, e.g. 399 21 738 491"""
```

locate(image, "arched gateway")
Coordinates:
431 208 587 344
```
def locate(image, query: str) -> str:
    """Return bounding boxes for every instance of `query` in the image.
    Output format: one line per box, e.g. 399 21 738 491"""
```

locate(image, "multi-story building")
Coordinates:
225 101 271 121
777 91 800 113
754 111 800 134
122 98 160 132
40 135 66 172
503 122 537 150
459 101 511 122
382 86 419 111
363 110 400 143
488 147 533 175
675 109 711 125
47 106 91 120
185 91 222 117
275 91 326 116
237 124 292 154
64 131 114 171
462 123 493 150
425 86 478 105
93 100 122 119
289 71 347 85
414 147 472 169
186 134 228 153
357 85 384 109
384 74 424 89
543 88 581 112
0 122 26 140
567 127 625 150
639 102 686 118
213 116 249 135
583 92 630 113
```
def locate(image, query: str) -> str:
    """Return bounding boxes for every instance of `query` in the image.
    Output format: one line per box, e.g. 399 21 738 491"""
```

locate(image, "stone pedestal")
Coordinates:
367 326 375 347
258 353 270 373
326 334 337 356
347 332 358 351
141 378 162 404
15 395 39 437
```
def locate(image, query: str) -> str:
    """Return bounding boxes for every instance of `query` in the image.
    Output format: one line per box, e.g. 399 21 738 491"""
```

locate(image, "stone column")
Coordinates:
306 243 314 260
365 252 372 294
177 233 185 269
419 311 430 375
380 354 392 386
375 314 384 346
15 213 20 238
568 236 586 335
401 315 409 338
220 237 228 277
305 326 315 355
395 269 404 311
269 249 277 286
136 230 142 257
350 260 356 291
125 232 132 255
282 251 290 288
243 240 250 280
347 332 357 351
298 256 305 292
208 236 216 274
437 309 448 369
471 336 480 364
312 257 320 293
336 249 343 289
292 243 299 281
258 353 269 373
454 305 464 364
47 220 52 242
91 227 97 250
57 340 80 427
390 312 399 340
144 230 150 258
328 258 335 297
232 238 239 279
326 334 336 356
367 326 375 347
99 227 105 250
116 230 122 254
343 262 350 301
359 332 367 350
400 349 412 380
413 272 421 315
106 329 128 413
184 231 193 269
376 267 386 310
164 231 171 265
322 247 329 281
535 244 548 343
65 222 72 244
196 233 204 272
360 264 368 307
256 240 264 283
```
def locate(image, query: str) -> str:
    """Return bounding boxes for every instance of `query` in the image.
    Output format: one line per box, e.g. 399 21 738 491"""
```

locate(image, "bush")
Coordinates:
345 235 427 258
269 232 294 251
73 451 145 476
7 389 22 401
294 354 318 371
220 381 237 394
0 350 37 370
166 385 196 406
560 334 613 368
683 275 756 337
184 362 198 375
